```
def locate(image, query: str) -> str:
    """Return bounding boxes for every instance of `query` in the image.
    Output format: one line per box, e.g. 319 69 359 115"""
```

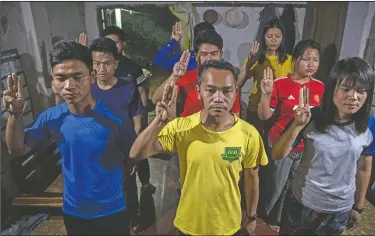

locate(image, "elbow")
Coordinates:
151 95 159 105
257 112 270 121
129 146 146 161
271 147 286 161
129 149 142 161
257 107 272 121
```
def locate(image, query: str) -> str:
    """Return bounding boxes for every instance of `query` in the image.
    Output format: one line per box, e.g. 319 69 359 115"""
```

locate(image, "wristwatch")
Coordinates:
247 213 257 222
352 205 364 214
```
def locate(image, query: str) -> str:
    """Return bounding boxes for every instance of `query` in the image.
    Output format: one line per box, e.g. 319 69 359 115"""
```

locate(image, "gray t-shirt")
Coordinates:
292 120 373 213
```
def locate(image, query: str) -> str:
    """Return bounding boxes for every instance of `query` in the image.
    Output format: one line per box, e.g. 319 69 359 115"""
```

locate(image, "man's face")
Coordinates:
196 68 236 117
196 44 222 66
51 59 95 104
92 51 118 82
105 34 125 54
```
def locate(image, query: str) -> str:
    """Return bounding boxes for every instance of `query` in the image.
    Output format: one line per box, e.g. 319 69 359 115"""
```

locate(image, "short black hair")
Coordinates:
194 30 223 53
89 37 118 59
315 57 375 133
193 22 215 35
198 60 238 85
102 26 126 42
49 40 93 71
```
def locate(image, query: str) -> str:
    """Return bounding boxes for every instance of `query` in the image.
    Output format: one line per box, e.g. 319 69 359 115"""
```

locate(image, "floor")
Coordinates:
22 155 375 235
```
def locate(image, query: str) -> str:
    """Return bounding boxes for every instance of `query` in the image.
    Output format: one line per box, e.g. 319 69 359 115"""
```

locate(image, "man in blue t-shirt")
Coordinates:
88 37 156 231
153 22 215 72
3 41 135 235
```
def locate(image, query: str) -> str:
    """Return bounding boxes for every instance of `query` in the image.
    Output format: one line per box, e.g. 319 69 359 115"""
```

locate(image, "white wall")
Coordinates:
30 2 86 72
359 2 375 57
340 2 373 59
0 2 30 55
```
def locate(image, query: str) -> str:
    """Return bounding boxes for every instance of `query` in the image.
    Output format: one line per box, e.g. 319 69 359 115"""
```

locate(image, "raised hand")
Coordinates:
171 22 182 41
294 87 311 127
172 50 190 78
155 81 178 123
260 67 274 95
2 74 25 115
76 32 87 46
248 41 259 60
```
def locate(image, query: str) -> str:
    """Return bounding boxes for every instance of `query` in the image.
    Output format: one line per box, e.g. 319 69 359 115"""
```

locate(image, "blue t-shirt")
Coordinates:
91 79 143 122
24 100 137 218
153 38 197 71
363 115 375 156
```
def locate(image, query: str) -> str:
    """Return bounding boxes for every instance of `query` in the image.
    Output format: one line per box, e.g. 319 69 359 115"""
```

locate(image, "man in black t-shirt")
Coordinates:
102 26 156 233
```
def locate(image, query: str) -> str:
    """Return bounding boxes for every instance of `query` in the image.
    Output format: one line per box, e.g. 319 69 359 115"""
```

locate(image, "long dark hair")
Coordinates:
258 18 287 65
315 57 375 133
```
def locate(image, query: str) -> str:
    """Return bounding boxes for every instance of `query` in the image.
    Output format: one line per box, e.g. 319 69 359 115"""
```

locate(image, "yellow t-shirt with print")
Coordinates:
244 54 293 111
157 112 269 235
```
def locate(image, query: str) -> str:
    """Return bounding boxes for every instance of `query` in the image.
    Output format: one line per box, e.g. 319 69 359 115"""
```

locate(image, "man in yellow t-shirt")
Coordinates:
129 60 269 235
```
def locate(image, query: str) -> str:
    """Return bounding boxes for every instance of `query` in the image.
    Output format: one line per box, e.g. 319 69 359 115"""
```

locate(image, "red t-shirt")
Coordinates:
268 75 325 152
175 69 241 117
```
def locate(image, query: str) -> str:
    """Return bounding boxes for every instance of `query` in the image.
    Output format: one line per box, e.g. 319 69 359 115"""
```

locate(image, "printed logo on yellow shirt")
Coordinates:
222 147 241 162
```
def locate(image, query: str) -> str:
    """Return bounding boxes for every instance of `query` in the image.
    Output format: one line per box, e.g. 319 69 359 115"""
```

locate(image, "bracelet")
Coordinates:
247 213 257 222
352 205 364 214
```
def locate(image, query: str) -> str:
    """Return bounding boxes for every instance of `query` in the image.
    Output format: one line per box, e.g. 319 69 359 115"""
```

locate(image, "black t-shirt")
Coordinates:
115 56 147 87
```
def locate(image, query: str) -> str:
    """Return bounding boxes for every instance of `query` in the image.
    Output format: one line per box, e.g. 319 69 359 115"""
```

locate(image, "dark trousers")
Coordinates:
124 159 150 226
280 193 351 235
63 210 129 235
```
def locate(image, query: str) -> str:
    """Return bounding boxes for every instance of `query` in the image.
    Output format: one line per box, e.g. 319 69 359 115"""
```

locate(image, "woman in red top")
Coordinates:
257 40 325 232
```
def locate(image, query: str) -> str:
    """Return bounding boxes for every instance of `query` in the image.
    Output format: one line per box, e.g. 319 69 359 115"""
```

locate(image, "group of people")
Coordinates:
2 16 375 236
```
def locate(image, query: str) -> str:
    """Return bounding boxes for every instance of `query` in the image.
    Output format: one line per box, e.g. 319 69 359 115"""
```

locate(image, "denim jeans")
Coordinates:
280 193 351 235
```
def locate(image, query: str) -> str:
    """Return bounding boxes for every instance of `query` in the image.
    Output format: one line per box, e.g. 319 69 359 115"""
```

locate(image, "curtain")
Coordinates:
302 2 348 82
169 3 200 51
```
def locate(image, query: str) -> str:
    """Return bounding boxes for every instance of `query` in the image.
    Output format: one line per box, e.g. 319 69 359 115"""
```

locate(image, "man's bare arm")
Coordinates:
129 118 166 160
244 167 259 217
6 114 31 156
133 115 142 135
355 155 372 209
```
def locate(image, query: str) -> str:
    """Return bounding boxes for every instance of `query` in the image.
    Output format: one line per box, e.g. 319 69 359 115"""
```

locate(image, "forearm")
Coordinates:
244 170 259 217
129 118 166 160
272 122 304 160
355 158 372 209
237 63 249 88
152 74 179 104
133 116 142 135
137 86 149 108
6 114 29 155
257 94 273 120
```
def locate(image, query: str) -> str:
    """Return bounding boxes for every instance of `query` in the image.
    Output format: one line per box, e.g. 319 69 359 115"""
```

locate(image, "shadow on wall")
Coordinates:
316 43 337 83
237 42 251 65
20 53 51 116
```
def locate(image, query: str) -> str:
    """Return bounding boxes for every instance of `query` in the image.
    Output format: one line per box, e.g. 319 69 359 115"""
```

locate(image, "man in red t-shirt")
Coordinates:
152 30 240 117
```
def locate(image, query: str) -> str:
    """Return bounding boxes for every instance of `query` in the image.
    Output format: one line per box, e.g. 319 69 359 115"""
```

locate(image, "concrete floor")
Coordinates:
29 155 375 235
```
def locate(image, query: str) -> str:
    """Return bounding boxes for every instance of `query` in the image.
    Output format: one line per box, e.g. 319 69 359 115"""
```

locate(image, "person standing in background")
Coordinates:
257 40 325 232
237 18 293 138
153 22 215 72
